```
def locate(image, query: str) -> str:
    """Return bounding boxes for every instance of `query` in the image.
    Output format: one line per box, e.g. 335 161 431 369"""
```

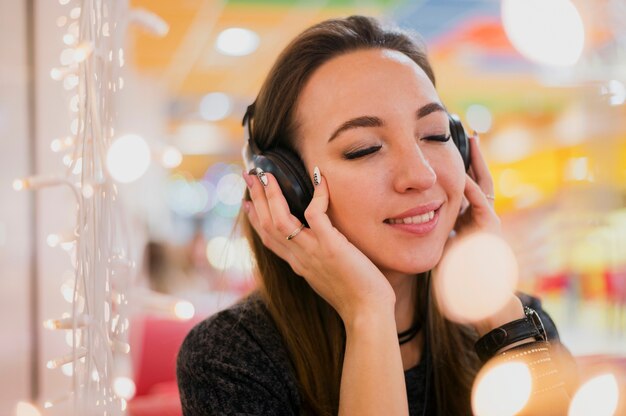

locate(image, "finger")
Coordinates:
304 167 339 242
245 170 273 231
468 133 494 195
244 192 310 276
464 174 493 214
244 199 289 257
263 172 317 245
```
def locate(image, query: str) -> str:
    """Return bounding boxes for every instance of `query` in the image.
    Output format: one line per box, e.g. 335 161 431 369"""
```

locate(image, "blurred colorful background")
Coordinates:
1 0 625 415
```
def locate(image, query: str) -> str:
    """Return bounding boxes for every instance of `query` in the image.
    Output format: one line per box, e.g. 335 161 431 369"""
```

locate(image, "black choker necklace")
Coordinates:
398 321 422 345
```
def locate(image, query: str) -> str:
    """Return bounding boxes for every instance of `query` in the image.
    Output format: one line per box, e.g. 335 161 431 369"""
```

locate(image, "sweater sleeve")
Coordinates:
176 300 300 416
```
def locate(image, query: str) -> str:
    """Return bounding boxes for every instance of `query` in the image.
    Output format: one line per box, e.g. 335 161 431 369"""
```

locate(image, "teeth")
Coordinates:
388 210 436 225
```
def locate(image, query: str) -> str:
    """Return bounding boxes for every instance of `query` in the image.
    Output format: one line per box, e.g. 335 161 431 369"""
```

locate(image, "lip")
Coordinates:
385 207 441 236
386 201 443 221
384 201 443 236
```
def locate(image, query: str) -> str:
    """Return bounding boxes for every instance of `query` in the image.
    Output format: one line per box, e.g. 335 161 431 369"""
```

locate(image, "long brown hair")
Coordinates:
242 15 481 415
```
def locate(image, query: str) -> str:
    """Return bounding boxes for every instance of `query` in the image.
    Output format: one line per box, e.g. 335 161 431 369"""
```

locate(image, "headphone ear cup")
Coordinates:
448 113 470 171
250 148 313 226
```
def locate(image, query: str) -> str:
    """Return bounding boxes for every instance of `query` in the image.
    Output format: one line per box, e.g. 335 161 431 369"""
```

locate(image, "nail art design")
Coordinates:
254 167 268 187
313 166 321 186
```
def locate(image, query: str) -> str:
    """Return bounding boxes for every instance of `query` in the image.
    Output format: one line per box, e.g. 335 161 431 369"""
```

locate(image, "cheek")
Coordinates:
325 171 381 233
433 148 465 192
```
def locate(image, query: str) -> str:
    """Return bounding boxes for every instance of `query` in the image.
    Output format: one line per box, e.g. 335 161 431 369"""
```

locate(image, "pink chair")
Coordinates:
128 315 200 416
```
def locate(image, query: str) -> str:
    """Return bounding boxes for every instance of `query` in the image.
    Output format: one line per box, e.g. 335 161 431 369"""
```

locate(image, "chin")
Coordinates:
380 251 443 276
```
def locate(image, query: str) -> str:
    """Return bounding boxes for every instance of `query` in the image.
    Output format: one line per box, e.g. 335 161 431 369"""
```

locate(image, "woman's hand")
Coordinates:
242 167 396 324
446 133 525 335
453 133 501 237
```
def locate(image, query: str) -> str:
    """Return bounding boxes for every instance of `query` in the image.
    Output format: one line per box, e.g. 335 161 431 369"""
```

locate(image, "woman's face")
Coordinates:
295 48 466 277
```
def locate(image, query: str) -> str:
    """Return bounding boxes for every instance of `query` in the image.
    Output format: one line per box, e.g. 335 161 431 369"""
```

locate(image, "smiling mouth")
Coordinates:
384 209 437 225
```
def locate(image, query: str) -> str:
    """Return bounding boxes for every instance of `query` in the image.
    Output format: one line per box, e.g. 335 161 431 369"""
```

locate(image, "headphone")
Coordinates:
242 104 470 226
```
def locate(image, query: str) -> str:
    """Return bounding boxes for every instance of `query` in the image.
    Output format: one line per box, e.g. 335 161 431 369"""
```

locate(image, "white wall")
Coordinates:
0 0 35 413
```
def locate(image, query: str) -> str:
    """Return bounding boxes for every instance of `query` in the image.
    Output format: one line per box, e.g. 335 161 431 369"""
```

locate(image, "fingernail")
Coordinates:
471 131 480 143
313 166 321 186
254 167 268 187
242 200 251 213
242 170 253 188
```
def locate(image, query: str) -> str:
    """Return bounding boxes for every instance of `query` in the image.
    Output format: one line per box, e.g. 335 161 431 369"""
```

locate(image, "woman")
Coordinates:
177 15 573 415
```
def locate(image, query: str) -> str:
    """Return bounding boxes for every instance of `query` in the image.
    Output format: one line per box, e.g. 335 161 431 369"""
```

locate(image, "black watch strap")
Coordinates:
475 306 547 362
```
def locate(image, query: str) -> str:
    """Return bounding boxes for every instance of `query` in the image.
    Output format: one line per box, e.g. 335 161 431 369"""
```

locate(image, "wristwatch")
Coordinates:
475 306 547 362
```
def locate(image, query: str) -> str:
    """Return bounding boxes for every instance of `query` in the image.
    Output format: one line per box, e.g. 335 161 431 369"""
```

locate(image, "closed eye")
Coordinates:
343 145 382 160
423 134 451 142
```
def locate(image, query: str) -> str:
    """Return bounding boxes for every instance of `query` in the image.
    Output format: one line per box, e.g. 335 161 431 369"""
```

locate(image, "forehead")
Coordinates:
295 48 439 131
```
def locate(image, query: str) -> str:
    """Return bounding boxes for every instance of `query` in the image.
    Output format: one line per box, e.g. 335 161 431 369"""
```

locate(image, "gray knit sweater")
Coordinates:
176 292 565 416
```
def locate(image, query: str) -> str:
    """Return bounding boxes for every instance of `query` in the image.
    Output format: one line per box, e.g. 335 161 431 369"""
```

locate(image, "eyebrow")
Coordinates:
327 102 447 143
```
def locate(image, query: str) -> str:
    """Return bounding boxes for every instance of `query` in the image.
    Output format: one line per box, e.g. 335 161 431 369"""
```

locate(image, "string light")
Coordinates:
63 33 76 46
50 136 74 152
73 41 93 63
43 315 90 330
46 349 87 369
21 2 171 414
12 179 25 191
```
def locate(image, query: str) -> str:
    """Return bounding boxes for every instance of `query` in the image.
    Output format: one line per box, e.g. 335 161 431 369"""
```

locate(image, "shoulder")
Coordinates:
179 292 279 358
177 292 300 415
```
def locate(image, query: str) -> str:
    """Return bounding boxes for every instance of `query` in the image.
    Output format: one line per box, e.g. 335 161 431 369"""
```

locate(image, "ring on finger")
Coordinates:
286 223 305 241
484 193 495 201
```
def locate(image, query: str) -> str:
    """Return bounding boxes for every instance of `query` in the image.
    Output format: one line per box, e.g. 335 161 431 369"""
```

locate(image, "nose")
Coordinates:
391 142 437 193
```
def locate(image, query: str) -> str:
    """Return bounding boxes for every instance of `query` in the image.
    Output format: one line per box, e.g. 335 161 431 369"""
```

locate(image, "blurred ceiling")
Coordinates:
128 0 621 123
127 0 626 209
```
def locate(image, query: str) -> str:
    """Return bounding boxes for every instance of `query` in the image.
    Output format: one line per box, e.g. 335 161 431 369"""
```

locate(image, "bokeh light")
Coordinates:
465 104 493 134
199 92 232 121
112 376 136 400
215 28 259 56
435 232 518 323
472 361 532 416
61 362 73 377
15 402 41 416
206 237 253 272
106 134 151 183
568 374 619 416
161 145 182 168
167 177 213 217
216 173 246 205
502 0 584 67
488 126 533 163
174 300 195 320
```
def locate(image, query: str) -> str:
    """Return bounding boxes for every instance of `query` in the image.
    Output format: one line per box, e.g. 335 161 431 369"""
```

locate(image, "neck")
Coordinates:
385 270 418 333
384 270 426 370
